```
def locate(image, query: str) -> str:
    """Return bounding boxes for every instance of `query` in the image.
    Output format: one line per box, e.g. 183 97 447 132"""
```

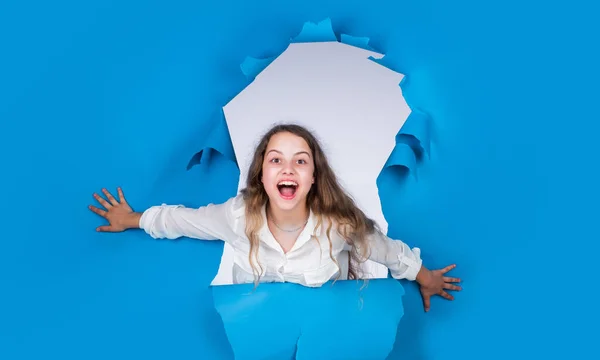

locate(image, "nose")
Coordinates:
282 163 294 174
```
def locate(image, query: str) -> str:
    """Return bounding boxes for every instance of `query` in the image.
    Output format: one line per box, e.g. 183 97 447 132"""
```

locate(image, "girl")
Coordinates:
89 124 461 312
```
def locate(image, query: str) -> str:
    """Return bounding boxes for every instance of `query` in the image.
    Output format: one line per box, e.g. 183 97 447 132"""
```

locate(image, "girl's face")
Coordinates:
261 131 315 212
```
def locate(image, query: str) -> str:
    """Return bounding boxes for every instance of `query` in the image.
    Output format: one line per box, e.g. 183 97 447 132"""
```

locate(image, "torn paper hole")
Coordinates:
210 40 413 286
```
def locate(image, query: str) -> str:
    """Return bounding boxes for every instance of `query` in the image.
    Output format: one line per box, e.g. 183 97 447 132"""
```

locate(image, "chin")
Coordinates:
271 200 299 212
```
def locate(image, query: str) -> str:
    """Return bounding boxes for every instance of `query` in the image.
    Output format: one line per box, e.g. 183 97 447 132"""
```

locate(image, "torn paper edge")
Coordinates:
189 17 432 181
184 17 436 359
186 108 238 170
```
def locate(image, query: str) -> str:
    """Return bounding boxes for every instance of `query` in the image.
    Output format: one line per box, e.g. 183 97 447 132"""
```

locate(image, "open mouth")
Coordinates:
277 180 298 199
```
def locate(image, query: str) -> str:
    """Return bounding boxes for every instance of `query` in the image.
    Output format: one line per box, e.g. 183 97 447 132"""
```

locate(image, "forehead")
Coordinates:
266 131 311 152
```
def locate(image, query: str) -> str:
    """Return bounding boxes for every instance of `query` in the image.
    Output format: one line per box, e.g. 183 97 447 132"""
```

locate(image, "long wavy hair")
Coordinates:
239 123 378 286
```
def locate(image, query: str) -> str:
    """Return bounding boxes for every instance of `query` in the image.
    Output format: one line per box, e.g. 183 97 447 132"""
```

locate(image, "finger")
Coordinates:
117 187 127 204
88 205 107 217
422 294 431 312
96 225 114 232
439 290 454 301
102 188 119 206
443 283 462 291
440 264 457 274
93 193 112 209
444 276 461 283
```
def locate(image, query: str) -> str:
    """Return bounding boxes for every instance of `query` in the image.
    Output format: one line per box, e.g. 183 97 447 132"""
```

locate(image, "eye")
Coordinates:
270 157 280 163
297 159 306 164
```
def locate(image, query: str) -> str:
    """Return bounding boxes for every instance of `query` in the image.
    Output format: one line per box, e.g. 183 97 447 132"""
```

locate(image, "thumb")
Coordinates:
96 225 115 232
422 293 431 312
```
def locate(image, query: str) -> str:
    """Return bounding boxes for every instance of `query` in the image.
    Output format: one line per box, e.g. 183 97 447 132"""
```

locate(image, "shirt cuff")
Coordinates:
391 247 423 281
138 203 178 237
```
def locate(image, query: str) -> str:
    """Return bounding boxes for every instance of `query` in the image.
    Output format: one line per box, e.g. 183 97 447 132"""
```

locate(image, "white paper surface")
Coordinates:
211 41 411 285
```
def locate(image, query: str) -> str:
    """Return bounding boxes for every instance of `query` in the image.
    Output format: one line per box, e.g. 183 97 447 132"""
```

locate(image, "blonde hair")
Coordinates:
239 124 378 286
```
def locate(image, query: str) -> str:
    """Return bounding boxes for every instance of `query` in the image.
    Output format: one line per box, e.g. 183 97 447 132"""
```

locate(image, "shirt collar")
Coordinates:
231 195 323 252
259 202 322 253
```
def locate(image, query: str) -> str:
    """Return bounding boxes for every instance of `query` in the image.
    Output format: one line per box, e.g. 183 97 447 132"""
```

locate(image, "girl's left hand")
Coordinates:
416 264 462 312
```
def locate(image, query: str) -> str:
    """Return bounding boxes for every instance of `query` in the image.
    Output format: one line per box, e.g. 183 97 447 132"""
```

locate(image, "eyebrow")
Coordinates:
266 149 311 157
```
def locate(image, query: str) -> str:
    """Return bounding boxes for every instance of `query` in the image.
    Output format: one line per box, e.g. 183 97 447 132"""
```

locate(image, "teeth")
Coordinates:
278 181 297 186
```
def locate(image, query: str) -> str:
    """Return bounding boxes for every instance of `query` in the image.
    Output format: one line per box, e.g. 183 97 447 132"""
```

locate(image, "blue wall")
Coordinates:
1 0 597 359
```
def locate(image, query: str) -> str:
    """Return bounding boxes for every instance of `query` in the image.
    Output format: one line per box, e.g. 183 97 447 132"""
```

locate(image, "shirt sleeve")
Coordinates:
138 196 238 243
353 230 423 281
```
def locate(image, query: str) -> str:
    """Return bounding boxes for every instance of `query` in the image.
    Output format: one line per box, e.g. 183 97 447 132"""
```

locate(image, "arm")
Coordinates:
139 199 235 241
360 229 462 312
89 187 237 242
359 229 423 281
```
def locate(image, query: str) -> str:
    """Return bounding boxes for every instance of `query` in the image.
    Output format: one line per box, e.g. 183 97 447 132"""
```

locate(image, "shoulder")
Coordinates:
313 215 347 240
199 194 248 237
226 193 252 238
198 193 246 222
319 215 379 245
321 216 351 236
216 193 249 229
229 193 247 218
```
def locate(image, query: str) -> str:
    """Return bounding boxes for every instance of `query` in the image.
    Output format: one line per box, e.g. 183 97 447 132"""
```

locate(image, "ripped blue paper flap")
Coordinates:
212 283 301 360
396 108 432 158
212 279 405 360
376 109 432 187
240 55 278 81
368 54 405 75
290 18 337 43
187 108 238 170
340 34 376 52
379 142 418 184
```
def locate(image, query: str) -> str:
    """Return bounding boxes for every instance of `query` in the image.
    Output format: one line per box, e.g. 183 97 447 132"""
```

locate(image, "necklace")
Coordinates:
267 210 308 233
271 219 307 232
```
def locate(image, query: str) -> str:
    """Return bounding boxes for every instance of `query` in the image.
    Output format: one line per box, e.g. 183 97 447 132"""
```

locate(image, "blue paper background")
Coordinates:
1 0 598 359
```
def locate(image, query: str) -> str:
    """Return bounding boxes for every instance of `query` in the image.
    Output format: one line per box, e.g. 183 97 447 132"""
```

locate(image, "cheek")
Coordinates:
261 168 276 186
300 168 315 185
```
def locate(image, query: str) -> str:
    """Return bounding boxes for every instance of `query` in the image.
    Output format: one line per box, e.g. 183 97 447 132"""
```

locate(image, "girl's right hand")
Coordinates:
89 187 141 232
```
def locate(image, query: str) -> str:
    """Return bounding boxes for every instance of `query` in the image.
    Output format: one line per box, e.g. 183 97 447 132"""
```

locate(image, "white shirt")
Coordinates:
139 194 423 287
